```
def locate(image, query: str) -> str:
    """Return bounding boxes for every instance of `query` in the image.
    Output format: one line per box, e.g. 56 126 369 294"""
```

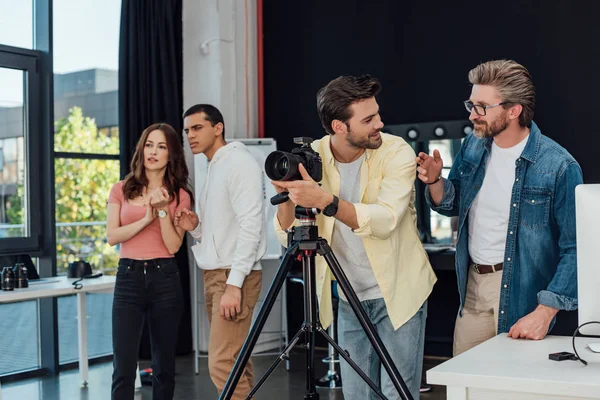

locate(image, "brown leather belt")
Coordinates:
471 262 503 274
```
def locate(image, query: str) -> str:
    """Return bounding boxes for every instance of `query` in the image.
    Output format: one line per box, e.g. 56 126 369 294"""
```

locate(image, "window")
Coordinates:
53 0 122 363
0 301 40 375
58 293 113 364
0 70 26 239
0 49 43 376
55 158 120 272
0 0 33 49
0 52 42 250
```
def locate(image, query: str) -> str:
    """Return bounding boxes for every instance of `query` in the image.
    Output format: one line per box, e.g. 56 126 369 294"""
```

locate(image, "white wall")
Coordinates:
182 0 284 354
182 0 258 140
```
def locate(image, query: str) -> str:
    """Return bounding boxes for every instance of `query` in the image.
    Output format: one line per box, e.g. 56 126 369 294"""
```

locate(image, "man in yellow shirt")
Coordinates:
273 75 436 399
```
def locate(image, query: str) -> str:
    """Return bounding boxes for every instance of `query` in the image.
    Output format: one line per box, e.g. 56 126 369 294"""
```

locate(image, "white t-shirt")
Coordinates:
330 154 383 302
468 136 529 265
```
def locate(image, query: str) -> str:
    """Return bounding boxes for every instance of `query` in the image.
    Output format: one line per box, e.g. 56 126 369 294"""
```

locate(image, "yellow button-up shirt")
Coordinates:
274 133 437 330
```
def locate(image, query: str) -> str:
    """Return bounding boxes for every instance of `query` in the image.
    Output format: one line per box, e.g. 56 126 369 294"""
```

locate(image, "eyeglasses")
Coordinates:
463 100 510 116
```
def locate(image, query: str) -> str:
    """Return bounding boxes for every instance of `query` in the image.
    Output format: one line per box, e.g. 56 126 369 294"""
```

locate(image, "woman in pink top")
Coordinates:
106 123 193 400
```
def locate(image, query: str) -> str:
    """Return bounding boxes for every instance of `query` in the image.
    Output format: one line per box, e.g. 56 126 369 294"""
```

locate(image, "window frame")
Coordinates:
0 44 43 253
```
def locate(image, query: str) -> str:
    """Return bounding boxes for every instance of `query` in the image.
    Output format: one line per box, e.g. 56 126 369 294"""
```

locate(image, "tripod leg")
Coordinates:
318 326 387 399
219 243 300 400
318 240 414 400
302 250 319 399
247 326 305 399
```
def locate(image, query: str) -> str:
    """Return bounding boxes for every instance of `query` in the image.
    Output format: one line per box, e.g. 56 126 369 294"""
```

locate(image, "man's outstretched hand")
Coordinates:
174 208 199 231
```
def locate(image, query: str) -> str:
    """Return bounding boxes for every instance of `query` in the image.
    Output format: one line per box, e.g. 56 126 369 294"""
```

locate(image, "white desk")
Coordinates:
0 276 140 397
427 334 600 399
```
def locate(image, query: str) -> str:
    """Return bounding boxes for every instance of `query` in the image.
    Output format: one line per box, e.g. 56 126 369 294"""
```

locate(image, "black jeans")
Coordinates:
111 257 183 400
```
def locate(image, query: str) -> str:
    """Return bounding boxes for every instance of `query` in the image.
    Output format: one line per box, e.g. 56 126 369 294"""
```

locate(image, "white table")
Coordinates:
427 334 600 399
0 276 141 397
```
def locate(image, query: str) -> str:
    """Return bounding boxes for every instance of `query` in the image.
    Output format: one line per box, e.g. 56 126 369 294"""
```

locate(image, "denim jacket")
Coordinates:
425 121 582 333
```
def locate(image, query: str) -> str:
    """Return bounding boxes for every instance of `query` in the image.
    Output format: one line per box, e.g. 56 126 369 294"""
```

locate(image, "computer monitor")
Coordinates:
576 184 600 336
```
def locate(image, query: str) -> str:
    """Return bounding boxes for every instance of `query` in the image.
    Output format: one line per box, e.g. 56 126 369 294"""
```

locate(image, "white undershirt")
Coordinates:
468 136 529 265
330 154 382 302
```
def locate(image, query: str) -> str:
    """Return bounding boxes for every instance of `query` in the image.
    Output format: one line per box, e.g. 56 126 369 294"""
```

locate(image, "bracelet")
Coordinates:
428 175 442 185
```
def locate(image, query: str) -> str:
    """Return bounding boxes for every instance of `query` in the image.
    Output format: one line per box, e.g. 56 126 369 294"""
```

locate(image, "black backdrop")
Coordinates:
118 0 192 356
264 0 600 184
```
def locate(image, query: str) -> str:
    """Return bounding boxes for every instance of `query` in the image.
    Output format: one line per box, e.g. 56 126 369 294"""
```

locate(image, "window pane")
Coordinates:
0 0 33 49
55 150 119 367
0 300 40 375
0 67 28 238
53 107 119 155
55 158 120 275
58 293 113 363
53 1 121 365
53 0 121 154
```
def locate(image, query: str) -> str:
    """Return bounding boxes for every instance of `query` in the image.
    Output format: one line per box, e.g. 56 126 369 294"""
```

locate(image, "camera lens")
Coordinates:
15 263 28 289
265 151 299 181
1 266 15 291
275 158 289 177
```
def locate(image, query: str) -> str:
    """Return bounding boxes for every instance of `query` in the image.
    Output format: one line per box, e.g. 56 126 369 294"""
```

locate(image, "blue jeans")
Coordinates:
111 258 183 400
338 298 427 400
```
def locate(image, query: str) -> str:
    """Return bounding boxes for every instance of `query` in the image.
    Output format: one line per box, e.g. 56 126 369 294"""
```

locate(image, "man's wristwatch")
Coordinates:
158 209 168 218
322 195 339 217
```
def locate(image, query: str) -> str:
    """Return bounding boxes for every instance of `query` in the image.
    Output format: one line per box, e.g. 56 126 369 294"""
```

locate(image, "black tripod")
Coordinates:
219 207 413 400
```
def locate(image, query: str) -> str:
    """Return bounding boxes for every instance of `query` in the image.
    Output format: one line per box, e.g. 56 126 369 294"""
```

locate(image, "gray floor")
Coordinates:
2 352 446 399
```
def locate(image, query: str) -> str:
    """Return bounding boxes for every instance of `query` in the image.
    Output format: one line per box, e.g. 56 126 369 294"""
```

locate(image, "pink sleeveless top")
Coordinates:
107 181 191 259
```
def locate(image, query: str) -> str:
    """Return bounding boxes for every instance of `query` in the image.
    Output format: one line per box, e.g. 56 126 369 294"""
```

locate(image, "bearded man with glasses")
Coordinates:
416 59 583 356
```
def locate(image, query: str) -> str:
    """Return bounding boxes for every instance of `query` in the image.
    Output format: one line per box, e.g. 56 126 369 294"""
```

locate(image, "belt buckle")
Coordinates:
473 263 481 274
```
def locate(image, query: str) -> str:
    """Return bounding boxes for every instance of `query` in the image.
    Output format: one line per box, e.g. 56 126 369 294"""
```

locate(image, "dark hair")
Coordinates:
316 75 381 135
122 123 194 205
183 104 226 138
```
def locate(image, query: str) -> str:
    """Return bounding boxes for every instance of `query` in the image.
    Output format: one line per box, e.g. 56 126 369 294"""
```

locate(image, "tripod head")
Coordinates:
287 206 320 246
295 206 320 223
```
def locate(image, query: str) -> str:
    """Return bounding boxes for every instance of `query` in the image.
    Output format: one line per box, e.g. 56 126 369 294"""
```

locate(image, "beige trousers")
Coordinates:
453 264 503 356
205 269 262 400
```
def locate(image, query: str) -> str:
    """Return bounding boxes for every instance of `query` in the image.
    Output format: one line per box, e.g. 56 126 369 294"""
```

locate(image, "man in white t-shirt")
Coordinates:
417 60 582 356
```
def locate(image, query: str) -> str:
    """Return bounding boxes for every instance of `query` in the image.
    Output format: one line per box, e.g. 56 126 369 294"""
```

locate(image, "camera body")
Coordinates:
265 137 323 182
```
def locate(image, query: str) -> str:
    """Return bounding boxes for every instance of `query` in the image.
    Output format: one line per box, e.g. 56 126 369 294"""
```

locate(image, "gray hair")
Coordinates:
468 59 535 127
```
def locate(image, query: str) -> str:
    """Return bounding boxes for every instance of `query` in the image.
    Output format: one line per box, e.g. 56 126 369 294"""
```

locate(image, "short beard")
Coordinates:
473 113 509 139
346 129 383 150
